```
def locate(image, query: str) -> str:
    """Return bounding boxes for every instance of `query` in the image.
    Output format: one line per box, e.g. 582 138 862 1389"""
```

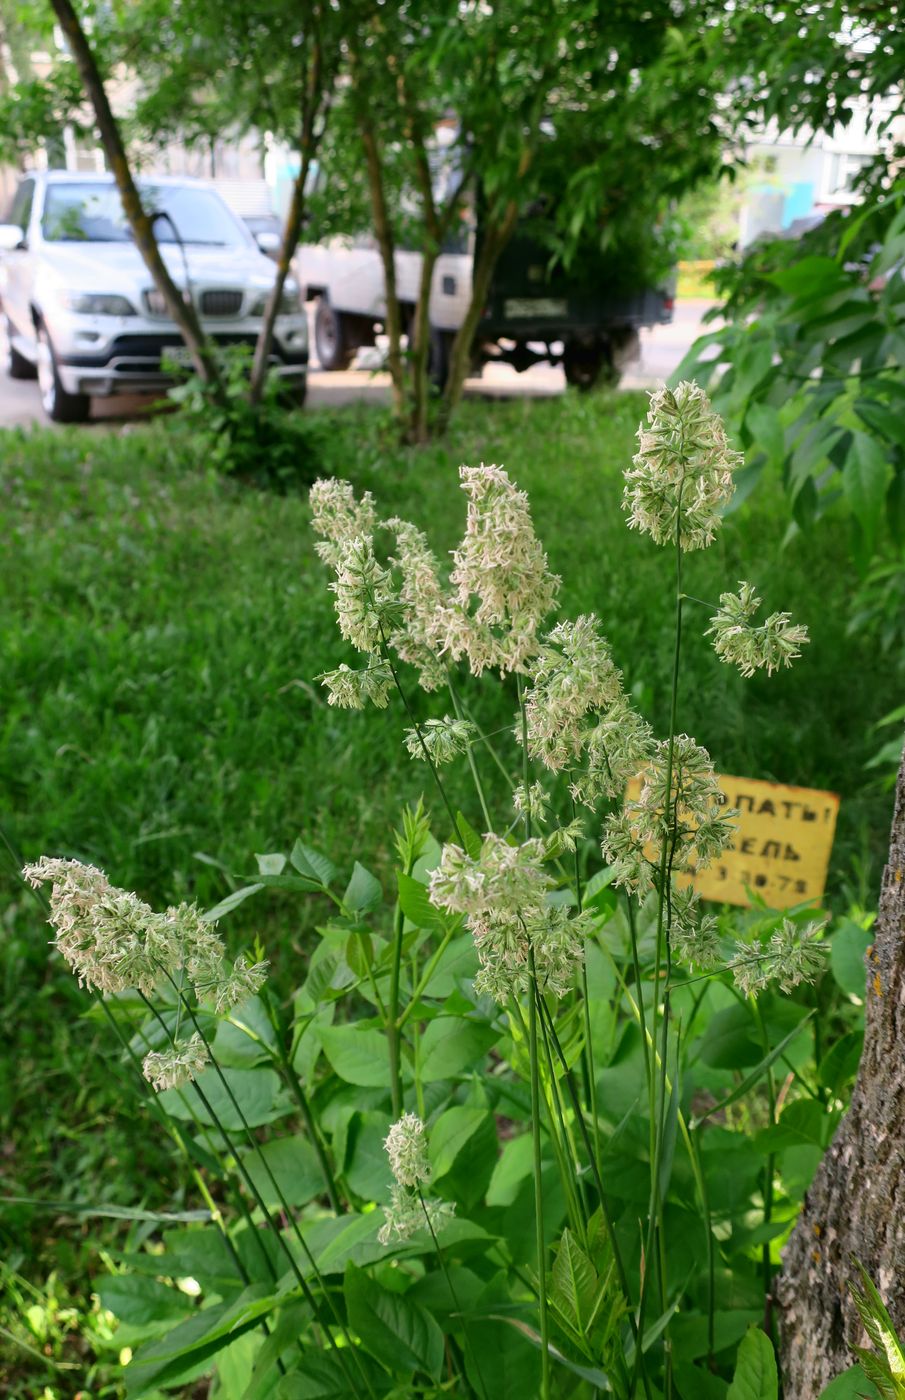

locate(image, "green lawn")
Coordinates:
0 390 899 1390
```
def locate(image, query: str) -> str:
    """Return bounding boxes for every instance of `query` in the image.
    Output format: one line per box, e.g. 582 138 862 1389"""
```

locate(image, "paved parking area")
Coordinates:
0 300 715 428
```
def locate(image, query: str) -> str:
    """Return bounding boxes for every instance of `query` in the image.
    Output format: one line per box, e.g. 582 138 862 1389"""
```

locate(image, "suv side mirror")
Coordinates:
254 230 281 256
0 223 26 251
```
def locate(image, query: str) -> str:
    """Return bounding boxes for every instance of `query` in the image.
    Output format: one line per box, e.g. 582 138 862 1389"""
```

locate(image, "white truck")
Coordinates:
0 170 309 422
298 217 675 387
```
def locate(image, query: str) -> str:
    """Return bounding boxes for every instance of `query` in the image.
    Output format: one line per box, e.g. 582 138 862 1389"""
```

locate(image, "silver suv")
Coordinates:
0 170 307 422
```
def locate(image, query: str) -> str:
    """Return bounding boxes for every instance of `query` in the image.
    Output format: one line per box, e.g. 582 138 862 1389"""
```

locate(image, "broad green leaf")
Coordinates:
429 1106 492 1179
344 1111 394 1200
396 870 438 928
419 933 476 999
817 1030 863 1094
745 403 784 468
159 1066 289 1130
240 1134 325 1207
754 1098 830 1154
124 1286 276 1397
486 1133 534 1207
845 432 891 556
277 1351 383 1398
345 1262 443 1380
818 1364 880 1398
551 1229 598 1333
769 255 847 300
97 1275 192 1330
343 861 382 914
320 1024 391 1087
727 1327 778 1400
830 919 873 999
455 810 483 860
291 1002 334 1084
213 996 277 1068
697 1003 761 1069
290 840 337 887
418 1017 499 1081
203 884 264 923
256 852 287 876
691 1014 815 1127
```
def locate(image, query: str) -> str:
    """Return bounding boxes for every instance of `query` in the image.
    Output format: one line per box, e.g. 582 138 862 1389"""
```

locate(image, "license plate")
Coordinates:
503 297 568 319
165 344 194 367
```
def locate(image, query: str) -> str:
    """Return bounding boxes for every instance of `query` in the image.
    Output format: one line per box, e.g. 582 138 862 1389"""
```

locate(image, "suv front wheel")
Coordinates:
37 325 91 423
6 318 37 380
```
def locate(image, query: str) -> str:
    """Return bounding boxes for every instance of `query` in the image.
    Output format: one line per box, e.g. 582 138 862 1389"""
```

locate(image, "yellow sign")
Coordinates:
624 773 839 909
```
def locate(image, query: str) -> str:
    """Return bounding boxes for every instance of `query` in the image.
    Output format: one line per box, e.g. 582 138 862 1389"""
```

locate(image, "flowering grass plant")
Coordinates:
24 384 868 1399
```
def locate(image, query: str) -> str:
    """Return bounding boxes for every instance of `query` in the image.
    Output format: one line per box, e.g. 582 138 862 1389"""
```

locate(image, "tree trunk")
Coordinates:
777 744 905 1396
356 122 406 424
437 198 518 433
248 24 325 407
49 0 219 388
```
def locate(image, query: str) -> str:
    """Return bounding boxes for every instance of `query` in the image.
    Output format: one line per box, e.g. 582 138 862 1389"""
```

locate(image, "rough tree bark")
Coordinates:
248 11 327 406
49 0 220 387
777 743 905 1397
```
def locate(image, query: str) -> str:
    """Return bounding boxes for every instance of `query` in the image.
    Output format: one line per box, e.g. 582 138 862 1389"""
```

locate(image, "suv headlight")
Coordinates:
58 292 137 316
248 282 302 317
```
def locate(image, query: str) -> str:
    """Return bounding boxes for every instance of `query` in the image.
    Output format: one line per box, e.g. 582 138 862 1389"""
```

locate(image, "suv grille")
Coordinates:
200 289 243 317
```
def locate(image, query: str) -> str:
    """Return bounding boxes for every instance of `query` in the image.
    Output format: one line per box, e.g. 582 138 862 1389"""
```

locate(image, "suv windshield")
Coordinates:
41 182 246 247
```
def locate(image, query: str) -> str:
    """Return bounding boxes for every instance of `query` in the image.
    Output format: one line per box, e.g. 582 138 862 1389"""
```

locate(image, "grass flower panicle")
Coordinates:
731 918 827 996
521 614 623 770
429 835 586 1000
571 696 655 807
378 1114 455 1246
513 780 550 825
141 1033 210 1092
404 715 475 765
309 478 378 568
24 858 267 1012
442 464 560 676
707 581 810 677
623 381 743 551
631 734 736 872
330 536 400 654
384 1112 432 1186
377 1183 455 1246
668 886 723 971
387 518 449 691
319 659 393 710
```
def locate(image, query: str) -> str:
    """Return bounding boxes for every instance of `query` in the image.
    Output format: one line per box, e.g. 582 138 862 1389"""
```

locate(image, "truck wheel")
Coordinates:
37 325 90 423
314 298 355 371
563 339 619 392
7 319 37 379
428 327 453 389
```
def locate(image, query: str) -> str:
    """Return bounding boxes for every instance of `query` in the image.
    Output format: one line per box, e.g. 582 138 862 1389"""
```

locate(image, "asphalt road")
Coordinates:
0 299 715 428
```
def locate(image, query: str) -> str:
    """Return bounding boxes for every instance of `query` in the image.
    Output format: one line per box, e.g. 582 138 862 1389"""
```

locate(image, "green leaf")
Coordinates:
727 1327 778 1400
97 1275 193 1330
429 1106 492 1179
455 810 483 860
320 1024 391 1087
831 919 873 999
124 1287 276 1397
419 1017 499 1081
344 1262 444 1380
754 1098 830 1155
256 852 287 876
290 840 337 887
213 996 277 1068
159 1066 289 1130
277 1352 383 1398
343 862 383 914
697 1004 761 1069
769 255 847 300
551 1229 598 1333
818 1364 880 1398
396 871 438 928
691 1014 815 1127
203 884 264 922
817 1030 863 1095
745 403 785 468
344 1111 394 1200
845 432 891 556
240 1134 325 1207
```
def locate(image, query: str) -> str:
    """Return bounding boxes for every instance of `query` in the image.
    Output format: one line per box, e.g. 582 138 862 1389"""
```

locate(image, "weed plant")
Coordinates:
6 387 887 1397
